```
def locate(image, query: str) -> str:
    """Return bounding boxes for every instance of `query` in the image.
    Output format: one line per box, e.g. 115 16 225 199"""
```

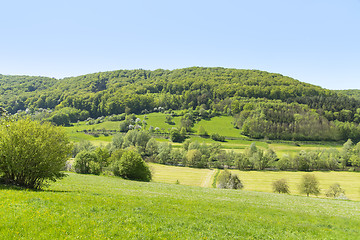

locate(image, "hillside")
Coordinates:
1 173 359 239
0 67 355 114
1 67 360 141
336 89 360 101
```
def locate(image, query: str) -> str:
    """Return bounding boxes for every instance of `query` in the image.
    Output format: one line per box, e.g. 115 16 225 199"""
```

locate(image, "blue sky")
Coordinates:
0 0 359 89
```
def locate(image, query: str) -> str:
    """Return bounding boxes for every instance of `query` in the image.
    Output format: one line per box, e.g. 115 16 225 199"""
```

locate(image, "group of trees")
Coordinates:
272 174 346 199
234 100 360 141
71 130 152 181
276 140 360 171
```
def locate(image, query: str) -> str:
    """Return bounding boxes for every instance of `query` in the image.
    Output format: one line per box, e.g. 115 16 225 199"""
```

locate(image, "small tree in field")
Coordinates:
299 174 320 197
272 179 290 194
0 118 72 189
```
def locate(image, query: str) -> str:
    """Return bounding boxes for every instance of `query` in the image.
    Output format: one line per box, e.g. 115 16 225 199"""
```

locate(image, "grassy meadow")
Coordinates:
149 164 360 201
1 173 360 239
150 163 216 187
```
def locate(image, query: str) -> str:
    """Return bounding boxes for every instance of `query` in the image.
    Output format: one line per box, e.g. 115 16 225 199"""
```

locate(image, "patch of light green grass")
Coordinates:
150 163 214 187
193 115 247 138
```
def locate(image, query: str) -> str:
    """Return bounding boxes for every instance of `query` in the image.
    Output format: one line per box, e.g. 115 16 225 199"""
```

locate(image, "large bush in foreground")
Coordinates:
0 118 72 189
111 150 151 182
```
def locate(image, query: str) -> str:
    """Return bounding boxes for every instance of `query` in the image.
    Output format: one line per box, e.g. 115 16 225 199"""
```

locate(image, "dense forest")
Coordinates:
1 67 360 141
336 89 360 101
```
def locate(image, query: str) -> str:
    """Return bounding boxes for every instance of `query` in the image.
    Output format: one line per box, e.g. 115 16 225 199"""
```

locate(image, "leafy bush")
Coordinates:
0 118 72 189
272 179 290 194
170 128 185 143
325 183 345 198
74 151 100 175
211 133 225 142
217 169 243 189
111 150 151 182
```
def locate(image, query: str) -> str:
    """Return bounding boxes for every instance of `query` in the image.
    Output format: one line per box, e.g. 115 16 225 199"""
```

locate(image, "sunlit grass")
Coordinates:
150 163 215 187
1 173 359 239
229 170 360 201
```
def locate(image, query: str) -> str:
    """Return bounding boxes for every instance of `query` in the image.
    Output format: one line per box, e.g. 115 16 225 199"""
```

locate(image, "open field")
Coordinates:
230 170 360 201
148 164 360 201
1 173 360 239
150 163 216 187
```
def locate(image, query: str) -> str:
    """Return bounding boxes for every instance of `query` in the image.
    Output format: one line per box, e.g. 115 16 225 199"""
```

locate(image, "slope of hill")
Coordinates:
1 67 353 115
1 67 360 141
1 173 359 239
336 89 360 101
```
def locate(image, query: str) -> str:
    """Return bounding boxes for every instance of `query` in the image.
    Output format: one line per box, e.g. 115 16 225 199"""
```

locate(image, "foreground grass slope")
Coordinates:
1 173 359 239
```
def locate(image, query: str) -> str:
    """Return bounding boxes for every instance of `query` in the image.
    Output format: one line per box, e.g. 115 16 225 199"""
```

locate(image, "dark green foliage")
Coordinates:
123 130 151 154
211 133 225 142
74 151 101 175
336 89 360 101
111 133 124 150
186 149 205 168
216 169 243 189
156 143 172 164
272 179 290 194
170 128 185 143
234 100 338 141
299 174 320 197
0 118 72 189
111 150 151 182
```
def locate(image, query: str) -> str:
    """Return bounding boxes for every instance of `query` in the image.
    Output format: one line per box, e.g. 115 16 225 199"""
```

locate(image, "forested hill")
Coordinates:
0 67 356 114
1 67 360 141
336 89 360 101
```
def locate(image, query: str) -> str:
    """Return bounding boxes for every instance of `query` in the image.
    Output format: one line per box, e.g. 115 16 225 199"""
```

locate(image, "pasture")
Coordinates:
1 173 359 239
150 163 360 201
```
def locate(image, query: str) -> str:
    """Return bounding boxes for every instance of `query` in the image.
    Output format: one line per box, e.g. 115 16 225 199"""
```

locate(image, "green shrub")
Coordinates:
111 150 151 182
217 169 243 189
325 183 345 198
272 179 290 194
74 151 100 175
170 128 185 143
211 133 225 142
0 118 72 189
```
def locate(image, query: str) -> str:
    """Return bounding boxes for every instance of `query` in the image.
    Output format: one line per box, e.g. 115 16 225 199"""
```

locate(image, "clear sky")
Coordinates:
0 0 359 89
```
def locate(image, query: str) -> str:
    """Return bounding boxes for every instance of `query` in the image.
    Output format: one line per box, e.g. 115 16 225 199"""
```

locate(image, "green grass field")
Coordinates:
1 173 360 239
150 163 360 201
230 170 360 201
150 163 216 187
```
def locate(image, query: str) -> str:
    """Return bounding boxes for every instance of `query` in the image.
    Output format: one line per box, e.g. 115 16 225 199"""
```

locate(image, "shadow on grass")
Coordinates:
0 183 72 193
